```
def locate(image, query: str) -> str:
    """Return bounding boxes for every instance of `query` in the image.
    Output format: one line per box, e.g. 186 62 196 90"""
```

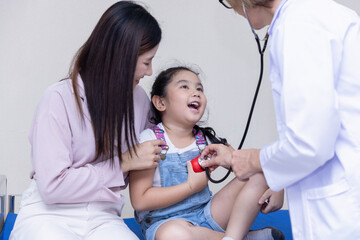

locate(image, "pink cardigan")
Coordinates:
28 77 151 204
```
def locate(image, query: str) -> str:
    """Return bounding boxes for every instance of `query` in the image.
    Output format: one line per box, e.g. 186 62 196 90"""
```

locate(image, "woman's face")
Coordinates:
133 44 159 89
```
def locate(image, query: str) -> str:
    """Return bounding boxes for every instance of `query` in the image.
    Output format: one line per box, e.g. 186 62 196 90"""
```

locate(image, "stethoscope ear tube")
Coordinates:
205 34 269 184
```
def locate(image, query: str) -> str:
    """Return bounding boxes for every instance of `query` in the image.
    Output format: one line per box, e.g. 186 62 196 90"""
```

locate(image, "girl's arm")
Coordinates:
129 161 207 212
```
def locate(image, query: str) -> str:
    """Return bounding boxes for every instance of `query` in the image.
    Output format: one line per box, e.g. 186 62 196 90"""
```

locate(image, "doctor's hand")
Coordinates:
121 139 164 173
259 188 285 214
200 144 234 171
231 149 262 181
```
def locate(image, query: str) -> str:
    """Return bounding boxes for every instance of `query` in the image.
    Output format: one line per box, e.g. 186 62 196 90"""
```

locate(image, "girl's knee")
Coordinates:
249 173 268 188
155 220 193 240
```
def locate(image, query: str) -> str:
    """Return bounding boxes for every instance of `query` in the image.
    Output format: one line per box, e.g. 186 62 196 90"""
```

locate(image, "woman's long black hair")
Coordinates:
150 66 227 146
69 1 161 164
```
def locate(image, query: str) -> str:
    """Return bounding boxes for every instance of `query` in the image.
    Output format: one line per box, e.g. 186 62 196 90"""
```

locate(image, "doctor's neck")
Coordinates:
263 0 282 25
236 0 282 30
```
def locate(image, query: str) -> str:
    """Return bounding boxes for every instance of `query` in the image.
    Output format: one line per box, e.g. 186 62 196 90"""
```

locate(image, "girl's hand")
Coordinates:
258 188 284 214
186 161 208 194
122 139 164 173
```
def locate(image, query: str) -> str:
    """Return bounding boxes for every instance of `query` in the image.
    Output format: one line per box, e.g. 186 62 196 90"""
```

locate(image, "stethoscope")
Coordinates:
205 2 269 183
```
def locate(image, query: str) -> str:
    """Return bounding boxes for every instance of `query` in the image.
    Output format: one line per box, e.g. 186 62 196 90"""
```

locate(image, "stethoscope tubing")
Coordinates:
205 6 269 183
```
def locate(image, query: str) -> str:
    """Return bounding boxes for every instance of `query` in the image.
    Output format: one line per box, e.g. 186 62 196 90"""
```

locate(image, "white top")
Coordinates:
139 123 202 187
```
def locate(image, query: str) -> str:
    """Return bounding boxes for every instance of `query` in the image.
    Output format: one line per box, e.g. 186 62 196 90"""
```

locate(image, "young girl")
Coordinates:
129 66 285 240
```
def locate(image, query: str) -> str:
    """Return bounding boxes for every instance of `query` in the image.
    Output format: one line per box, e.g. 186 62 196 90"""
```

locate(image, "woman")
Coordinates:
10 1 163 239
201 0 360 239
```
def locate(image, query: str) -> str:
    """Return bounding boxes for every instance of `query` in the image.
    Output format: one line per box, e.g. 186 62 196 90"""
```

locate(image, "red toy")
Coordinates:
190 155 206 173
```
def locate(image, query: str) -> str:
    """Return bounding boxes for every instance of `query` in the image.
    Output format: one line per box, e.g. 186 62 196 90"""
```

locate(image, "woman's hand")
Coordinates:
200 144 234 170
122 139 164 173
258 188 284 214
186 161 208 194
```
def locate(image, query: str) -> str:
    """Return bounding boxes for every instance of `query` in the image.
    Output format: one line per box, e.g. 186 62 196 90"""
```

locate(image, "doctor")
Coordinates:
201 0 360 239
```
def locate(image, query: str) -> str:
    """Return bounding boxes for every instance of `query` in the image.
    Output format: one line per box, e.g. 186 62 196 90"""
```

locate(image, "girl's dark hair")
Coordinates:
69 1 161 164
150 66 228 146
194 125 228 146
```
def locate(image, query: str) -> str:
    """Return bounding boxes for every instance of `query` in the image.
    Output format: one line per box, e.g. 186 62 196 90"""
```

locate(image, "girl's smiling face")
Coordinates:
153 70 207 127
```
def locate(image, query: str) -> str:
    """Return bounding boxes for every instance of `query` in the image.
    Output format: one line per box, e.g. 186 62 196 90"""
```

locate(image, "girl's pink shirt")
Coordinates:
28 77 152 204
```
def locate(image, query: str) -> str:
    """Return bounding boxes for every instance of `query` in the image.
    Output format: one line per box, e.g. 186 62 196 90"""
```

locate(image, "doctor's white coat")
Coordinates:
259 0 360 239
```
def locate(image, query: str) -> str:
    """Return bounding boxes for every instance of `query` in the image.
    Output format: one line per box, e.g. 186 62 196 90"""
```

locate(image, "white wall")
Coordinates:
1 0 359 218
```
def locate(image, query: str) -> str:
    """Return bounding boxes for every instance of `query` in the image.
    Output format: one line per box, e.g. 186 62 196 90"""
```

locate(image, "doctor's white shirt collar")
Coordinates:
267 0 289 35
